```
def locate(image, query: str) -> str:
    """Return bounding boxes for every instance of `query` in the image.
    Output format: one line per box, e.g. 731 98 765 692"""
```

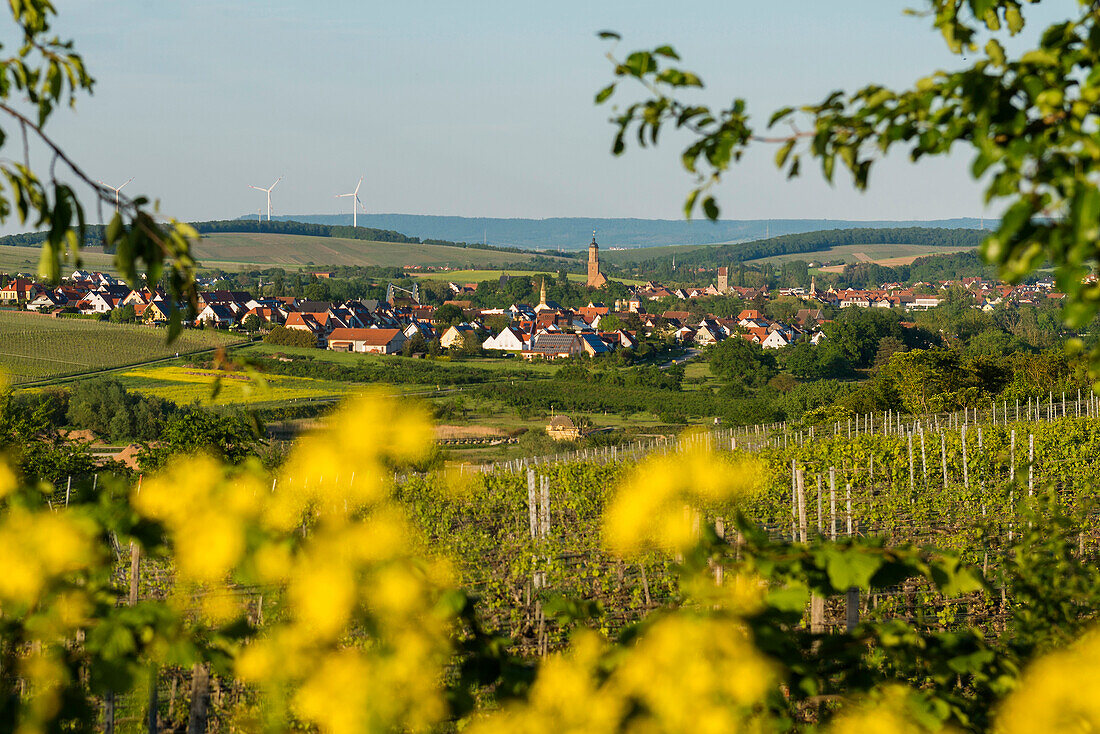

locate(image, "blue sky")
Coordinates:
8 0 1081 227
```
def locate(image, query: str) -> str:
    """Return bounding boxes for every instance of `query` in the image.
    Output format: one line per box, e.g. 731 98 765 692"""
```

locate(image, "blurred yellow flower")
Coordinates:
604 438 764 557
997 630 1100 734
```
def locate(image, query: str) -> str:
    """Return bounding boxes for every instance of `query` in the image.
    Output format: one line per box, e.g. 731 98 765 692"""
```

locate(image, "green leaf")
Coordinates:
765 585 810 612
595 83 615 104
775 139 795 169
683 189 700 219
653 45 679 60
823 547 884 591
702 196 719 221
597 30 621 40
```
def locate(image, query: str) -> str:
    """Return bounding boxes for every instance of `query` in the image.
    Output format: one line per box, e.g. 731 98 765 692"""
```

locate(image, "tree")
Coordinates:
433 304 465 326
597 3 1100 372
264 325 317 348
241 313 262 332
108 304 136 323
708 336 777 389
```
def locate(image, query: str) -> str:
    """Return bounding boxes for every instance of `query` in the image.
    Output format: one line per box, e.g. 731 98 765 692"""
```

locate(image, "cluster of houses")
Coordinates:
0 266 1070 360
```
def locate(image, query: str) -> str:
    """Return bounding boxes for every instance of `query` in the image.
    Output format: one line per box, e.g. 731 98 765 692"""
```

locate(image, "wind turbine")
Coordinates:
335 176 365 228
97 177 133 213
249 176 283 221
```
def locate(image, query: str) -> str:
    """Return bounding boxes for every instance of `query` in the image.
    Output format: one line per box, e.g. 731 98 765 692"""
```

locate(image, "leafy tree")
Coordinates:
263 325 317 348
241 313 262 332
708 336 777 388
138 410 259 470
433 304 465 326
108 304 136 323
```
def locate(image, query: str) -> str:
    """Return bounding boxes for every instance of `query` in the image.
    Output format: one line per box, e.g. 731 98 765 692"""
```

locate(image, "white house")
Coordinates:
482 327 528 351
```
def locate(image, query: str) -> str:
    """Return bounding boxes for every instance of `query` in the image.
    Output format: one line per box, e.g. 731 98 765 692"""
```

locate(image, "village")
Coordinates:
0 245 1069 364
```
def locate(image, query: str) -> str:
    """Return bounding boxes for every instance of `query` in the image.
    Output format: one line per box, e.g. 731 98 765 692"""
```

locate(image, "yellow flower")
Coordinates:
996 630 1100 733
604 441 763 557
830 685 945 734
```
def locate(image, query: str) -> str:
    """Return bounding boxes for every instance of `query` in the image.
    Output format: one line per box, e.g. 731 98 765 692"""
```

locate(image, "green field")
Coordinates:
115 364 353 406
751 242 973 268
0 311 246 384
0 244 118 276
188 233 571 270
411 268 645 286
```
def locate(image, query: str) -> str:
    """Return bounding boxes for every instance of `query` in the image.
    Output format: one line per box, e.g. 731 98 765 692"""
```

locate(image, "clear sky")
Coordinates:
5 0 1081 228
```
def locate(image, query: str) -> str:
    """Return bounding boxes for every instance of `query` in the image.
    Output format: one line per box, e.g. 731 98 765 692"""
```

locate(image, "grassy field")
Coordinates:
0 244 118 276
0 311 246 385
188 233 571 270
115 364 352 406
749 242 972 268
411 268 646 286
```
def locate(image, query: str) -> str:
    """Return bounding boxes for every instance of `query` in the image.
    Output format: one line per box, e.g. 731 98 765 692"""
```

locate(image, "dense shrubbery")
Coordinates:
66 378 177 443
263 325 317 348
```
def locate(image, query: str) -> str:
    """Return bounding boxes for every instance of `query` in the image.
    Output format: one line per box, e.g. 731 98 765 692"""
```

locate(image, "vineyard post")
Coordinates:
810 592 825 634
869 454 874 485
790 460 797 541
907 432 915 492
816 475 823 534
846 483 852 536
961 424 969 489
527 469 537 539
920 429 928 487
714 517 725 586
1016 398 1019 421
186 663 209 734
1063 391 1066 417
941 432 948 489
65 476 71 506
1028 433 1034 497
845 587 859 633
796 469 807 543
829 467 837 541
1010 430 1016 482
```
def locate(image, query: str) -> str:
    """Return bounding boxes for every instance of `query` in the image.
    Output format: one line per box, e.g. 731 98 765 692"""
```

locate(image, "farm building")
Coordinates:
327 327 406 354
546 415 581 441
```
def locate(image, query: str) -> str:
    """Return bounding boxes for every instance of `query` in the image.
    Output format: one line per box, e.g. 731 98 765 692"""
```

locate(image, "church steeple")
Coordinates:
539 277 547 308
587 230 607 288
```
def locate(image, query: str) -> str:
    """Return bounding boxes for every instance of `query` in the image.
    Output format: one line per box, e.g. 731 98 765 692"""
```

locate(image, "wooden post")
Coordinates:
1028 433 1035 496
796 469 807 543
816 475 823 534
810 593 825 634
790 459 797 541
845 587 859 632
846 483 853 536
829 467 837 541
186 663 209 734
907 432 915 491
105 694 115 734
129 541 140 607
527 469 537 539
1010 429 1016 482
961 424 969 489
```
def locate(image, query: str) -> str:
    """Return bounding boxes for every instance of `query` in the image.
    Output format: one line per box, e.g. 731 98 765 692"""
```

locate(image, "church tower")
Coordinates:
539 277 547 308
587 231 607 288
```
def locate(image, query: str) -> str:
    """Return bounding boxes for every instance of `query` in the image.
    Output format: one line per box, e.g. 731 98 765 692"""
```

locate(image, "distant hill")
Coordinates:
261 214 994 251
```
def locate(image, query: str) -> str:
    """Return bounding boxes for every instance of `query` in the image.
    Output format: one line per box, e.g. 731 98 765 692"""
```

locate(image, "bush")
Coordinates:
264 325 317 348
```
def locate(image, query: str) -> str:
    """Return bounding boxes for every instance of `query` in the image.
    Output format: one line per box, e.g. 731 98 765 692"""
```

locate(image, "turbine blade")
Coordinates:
119 177 134 190
270 176 283 190
354 176 363 194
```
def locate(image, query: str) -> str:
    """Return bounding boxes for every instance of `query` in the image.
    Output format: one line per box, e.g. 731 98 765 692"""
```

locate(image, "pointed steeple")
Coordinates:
539 277 547 308
810 275 817 295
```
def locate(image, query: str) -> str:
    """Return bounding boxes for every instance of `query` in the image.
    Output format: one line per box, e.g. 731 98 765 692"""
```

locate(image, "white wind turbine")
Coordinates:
249 176 283 221
335 176 365 228
97 177 133 213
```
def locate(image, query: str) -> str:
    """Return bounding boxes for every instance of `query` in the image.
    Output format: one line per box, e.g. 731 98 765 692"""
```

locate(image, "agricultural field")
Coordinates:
0 244 118 275
599 242 724 264
189 232 571 270
0 311 245 384
750 241 973 268
114 364 352 406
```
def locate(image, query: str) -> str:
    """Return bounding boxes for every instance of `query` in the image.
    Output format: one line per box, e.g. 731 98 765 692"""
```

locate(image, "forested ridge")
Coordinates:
633 227 986 270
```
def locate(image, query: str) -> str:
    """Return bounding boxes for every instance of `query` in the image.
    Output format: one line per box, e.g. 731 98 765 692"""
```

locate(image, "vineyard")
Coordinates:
10 394 1100 733
0 311 246 384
